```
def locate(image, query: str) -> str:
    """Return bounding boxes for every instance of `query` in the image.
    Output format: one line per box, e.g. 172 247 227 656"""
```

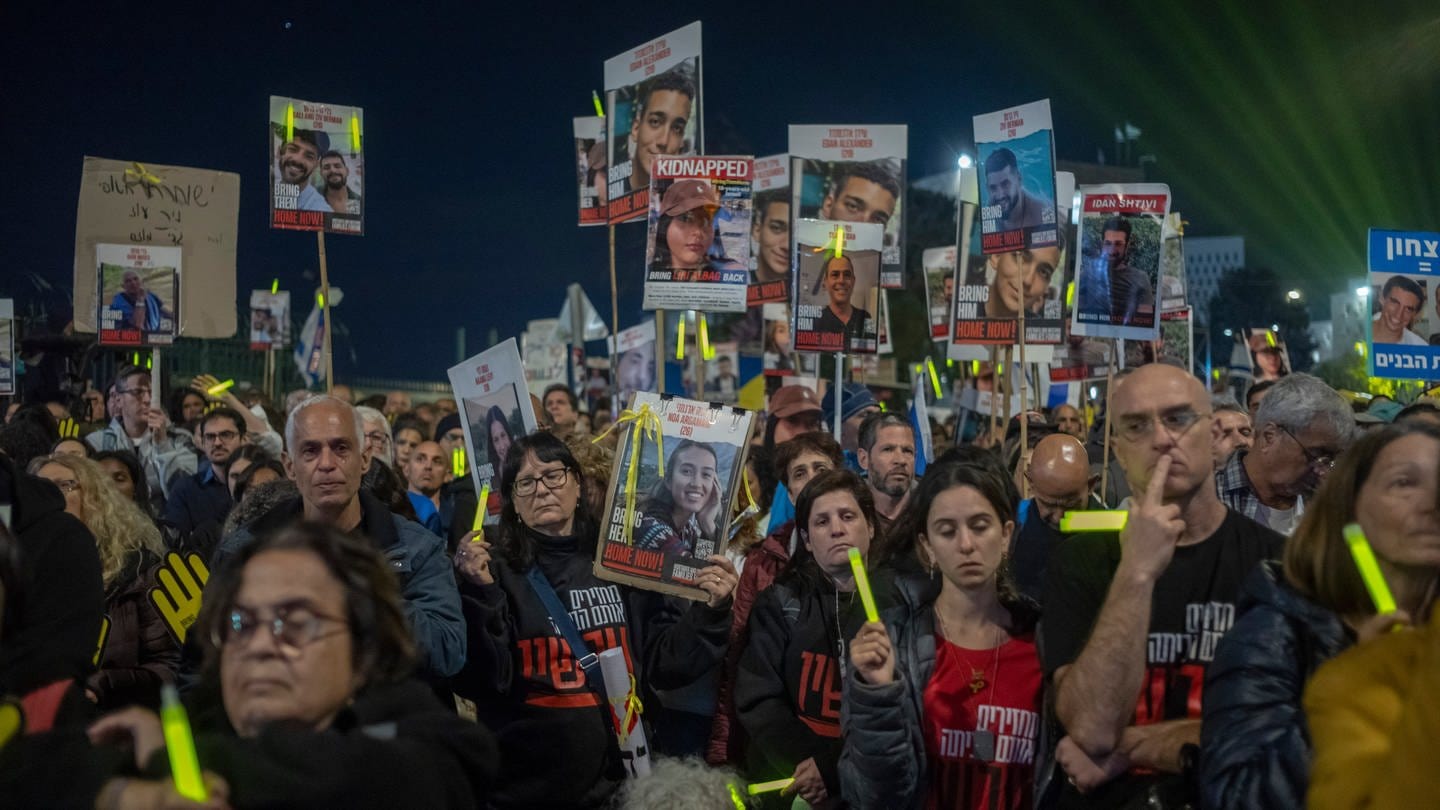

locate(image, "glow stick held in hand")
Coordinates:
160 684 206 802
747 777 795 795
206 379 234 397
471 484 489 535
1343 523 1398 615
847 547 879 623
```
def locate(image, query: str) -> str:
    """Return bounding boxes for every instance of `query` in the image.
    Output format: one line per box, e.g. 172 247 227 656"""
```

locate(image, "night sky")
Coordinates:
3 1 1435 380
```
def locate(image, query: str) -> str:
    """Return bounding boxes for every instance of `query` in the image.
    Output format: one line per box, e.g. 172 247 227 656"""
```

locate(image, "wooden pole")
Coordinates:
1018 303 1029 498
608 224 620 405
833 352 845 441
316 231 334 394
988 346 1000 443
1001 346 1014 438
654 309 666 395
1100 365 1116 505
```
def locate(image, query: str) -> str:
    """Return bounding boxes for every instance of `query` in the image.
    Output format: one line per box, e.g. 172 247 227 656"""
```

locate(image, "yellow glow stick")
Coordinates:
728 782 747 808
452 447 466 478
206 379 234 397
1265 331 1277 347
1060 510 1128 533
591 90 605 118
747 777 795 795
349 112 361 153
699 314 712 359
472 483 489 535
926 357 942 399
285 103 294 143
317 292 326 307
160 684 206 801
834 225 845 257
1343 523 1398 615
676 315 686 360
270 278 279 294
847 547 879 622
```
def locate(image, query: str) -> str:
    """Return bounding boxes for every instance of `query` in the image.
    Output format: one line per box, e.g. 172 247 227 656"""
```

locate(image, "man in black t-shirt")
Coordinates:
1041 364 1283 808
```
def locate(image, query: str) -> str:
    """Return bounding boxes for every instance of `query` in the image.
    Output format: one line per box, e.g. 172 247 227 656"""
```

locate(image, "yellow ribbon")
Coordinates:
592 403 665 545
617 673 645 743
124 162 164 189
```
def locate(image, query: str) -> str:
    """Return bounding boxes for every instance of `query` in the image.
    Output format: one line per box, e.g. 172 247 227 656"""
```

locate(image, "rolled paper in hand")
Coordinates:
206 379 235 397
747 777 796 795
1060 510 1128 533
160 684 207 801
599 647 650 777
847 547 879 623
1343 523 1398 615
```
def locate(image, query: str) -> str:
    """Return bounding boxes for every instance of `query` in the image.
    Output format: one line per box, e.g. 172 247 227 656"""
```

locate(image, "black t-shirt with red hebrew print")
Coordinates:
1040 508 1283 808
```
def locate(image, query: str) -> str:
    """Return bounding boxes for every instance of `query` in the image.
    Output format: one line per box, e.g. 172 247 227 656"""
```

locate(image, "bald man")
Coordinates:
1011 434 1101 602
1041 364 1283 805
405 440 451 536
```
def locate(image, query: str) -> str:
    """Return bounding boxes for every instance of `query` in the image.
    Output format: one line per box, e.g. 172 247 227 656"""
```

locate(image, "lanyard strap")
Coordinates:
523 566 607 702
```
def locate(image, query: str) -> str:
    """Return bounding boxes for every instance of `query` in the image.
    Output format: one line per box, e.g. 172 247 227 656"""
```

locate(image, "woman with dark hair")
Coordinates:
450 431 738 808
734 469 880 808
485 404 517 492
841 459 1040 809
635 439 722 557
93 449 154 516
1199 421 1440 808
762 317 794 373
650 180 719 274
168 388 206 429
73 522 496 808
231 457 285 505
222 444 275 500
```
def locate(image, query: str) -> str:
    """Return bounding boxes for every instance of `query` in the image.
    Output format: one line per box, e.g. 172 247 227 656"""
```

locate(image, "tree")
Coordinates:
1205 266 1314 374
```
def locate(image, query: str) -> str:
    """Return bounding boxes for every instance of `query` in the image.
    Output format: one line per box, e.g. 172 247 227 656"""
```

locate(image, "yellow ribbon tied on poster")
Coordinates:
593 403 665 545
124 162 164 190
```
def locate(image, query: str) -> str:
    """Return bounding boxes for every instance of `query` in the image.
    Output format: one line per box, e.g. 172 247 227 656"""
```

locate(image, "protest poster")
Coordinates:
604 21 703 224
248 291 290 351
702 342 741 404
268 96 364 235
73 158 239 338
1230 326 1291 382
951 218 1066 345
95 244 179 347
446 339 539 524
974 100 1059 255
643 156 752 312
876 290 895 355
574 116 607 226
1159 212 1187 312
1366 228 1440 379
1071 184 1172 342
1050 330 1115 383
761 302 795 377
593 392 754 599
791 219 883 354
748 154 791 305
611 320 658 411
1125 308 1194 371
788 125 906 288
924 245 957 341
523 319 569 399
0 299 13 397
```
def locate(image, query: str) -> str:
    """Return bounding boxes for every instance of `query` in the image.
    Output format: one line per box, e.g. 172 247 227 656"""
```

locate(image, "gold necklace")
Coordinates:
934 607 1003 694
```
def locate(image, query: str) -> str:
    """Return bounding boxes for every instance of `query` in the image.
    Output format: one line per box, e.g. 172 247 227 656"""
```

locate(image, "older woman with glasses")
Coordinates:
451 431 739 809
78 522 496 809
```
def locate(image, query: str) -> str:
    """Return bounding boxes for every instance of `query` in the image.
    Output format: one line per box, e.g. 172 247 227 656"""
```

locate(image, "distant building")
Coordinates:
1186 236 1246 327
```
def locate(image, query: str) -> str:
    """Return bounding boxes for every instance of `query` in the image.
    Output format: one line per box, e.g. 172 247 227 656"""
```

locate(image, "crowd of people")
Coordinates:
1 360 1438 809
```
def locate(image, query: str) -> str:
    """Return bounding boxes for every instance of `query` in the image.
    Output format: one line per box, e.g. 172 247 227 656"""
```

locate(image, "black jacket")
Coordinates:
1198 560 1350 809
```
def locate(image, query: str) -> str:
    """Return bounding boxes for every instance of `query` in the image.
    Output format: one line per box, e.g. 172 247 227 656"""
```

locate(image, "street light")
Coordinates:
956 154 973 170
1286 289 1302 301
1355 286 1370 298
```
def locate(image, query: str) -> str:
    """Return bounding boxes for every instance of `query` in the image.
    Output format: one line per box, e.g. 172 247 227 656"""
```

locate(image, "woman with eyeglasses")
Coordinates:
70 522 496 809
27 454 178 711
450 431 739 809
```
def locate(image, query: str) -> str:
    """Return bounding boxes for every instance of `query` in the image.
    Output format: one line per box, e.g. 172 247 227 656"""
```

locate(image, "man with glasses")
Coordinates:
85 365 196 513
1216 373 1353 535
165 406 247 535
1011 434 1102 603
213 395 464 678
1042 363 1284 806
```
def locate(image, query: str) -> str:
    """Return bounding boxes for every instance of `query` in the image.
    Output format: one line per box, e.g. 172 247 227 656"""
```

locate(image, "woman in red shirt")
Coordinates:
841 457 1042 809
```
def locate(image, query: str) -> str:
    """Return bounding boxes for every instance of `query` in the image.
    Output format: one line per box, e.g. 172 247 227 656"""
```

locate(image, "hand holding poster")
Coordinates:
748 154 791 306
1367 228 1440 379
574 117 607 226
974 100 1059 254
611 320 658 411
248 291 290 351
1071 184 1172 341
792 219 883 354
593 392 754 599
788 125 907 288
268 96 364 235
447 339 539 524
642 156 752 313
96 244 180 347
605 22 703 224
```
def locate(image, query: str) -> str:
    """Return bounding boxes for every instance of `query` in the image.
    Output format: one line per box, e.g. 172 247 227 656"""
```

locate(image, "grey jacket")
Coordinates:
212 490 466 678
86 417 197 511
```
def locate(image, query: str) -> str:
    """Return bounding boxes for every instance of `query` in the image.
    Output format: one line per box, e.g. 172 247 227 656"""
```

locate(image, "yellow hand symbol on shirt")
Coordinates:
56 418 80 439
148 552 210 645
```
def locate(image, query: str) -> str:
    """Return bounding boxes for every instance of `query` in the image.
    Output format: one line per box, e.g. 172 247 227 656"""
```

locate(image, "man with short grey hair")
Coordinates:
1216 373 1353 534
214 395 465 677
1210 395 1254 470
355 405 393 466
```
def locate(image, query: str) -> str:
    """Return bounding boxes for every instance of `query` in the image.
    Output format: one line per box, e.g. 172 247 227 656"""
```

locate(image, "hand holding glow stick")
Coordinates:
159 684 206 802
847 547 879 623
205 379 235 397
1060 510 1128 533
1343 523 1398 615
747 777 795 795
471 484 489 535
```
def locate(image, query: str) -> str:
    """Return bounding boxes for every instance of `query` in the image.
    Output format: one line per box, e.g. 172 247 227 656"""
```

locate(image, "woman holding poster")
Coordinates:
635 440 723 557
451 432 738 808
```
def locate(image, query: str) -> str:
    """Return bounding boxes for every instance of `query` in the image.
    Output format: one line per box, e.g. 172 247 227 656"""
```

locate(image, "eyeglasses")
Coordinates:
119 387 152 399
203 430 240 444
1116 408 1210 443
215 605 349 653
512 467 570 497
364 431 391 446
1277 425 1337 471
